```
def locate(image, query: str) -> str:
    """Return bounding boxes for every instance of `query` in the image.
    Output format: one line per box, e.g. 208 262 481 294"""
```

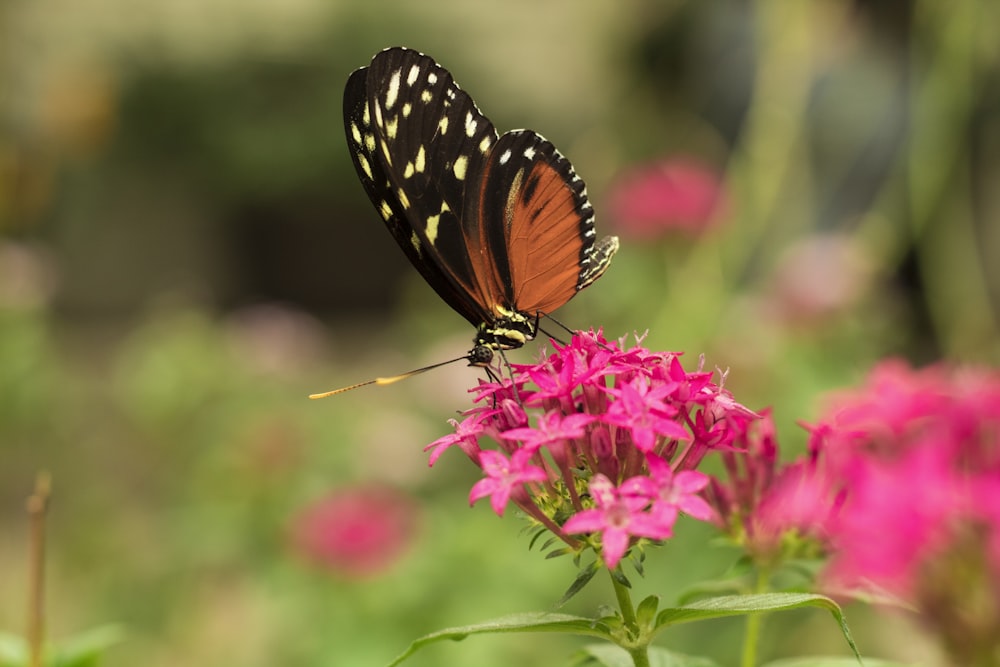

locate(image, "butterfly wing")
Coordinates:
474 130 619 318
343 47 503 328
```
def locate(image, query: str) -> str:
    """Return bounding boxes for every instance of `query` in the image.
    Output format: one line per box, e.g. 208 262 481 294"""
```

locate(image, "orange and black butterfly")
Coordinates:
316 48 618 396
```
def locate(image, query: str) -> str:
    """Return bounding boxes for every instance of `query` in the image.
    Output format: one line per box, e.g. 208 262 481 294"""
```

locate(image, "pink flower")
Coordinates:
468 450 548 516
428 330 759 570
704 409 838 564
607 157 728 239
806 360 1000 665
602 377 689 452
766 234 873 326
424 409 491 466
563 474 672 569
290 485 419 578
644 454 714 527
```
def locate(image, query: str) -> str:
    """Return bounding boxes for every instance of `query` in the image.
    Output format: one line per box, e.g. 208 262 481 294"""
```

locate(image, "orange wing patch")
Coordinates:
505 160 586 316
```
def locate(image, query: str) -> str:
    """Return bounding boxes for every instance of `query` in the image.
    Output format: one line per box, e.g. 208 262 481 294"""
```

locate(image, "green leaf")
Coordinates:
654 593 861 663
635 595 660 627
0 626 122 667
610 567 631 589
576 644 724 667
556 560 600 606
385 613 613 667
675 577 747 605
0 633 26 667
50 625 124 667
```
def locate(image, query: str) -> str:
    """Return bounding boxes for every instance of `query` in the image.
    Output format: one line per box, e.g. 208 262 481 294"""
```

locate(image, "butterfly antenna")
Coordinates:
309 355 471 399
538 314 614 352
541 313 576 338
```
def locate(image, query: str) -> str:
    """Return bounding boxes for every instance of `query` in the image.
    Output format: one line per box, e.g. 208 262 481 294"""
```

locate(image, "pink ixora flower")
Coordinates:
606 157 728 239
807 360 1000 666
704 409 842 567
290 484 420 578
424 330 758 570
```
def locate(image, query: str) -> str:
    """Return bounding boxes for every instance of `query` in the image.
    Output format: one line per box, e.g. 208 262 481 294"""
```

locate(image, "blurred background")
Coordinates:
1 0 998 665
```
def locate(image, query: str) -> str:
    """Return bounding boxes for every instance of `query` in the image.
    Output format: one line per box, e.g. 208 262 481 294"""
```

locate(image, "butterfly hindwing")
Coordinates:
477 130 615 317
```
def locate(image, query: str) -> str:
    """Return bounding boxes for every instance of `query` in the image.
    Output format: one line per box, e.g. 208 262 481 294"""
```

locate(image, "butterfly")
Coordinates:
315 47 618 396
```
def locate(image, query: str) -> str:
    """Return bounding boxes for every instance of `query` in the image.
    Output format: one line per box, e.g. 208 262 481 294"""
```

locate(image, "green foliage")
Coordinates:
0 626 123 667
383 593 860 667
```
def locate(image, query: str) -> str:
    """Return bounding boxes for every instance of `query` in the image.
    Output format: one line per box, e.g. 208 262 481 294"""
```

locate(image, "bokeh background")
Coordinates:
2 1 998 665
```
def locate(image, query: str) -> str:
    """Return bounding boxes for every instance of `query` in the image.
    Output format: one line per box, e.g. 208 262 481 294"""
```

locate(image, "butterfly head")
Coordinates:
466 307 537 367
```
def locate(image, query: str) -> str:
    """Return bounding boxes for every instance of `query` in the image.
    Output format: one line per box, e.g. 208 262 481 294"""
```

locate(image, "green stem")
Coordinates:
608 569 651 667
740 568 770 667
26 472 51 667
740 610 761 667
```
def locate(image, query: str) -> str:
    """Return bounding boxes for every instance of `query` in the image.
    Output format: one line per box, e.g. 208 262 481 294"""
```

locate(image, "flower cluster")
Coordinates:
805 360 1000 665
425 330 759 569
704 409 842 567
807 361 1000 594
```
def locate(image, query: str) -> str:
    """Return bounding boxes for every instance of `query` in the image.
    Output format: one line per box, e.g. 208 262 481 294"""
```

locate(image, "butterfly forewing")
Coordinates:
350 48 507 326
344 68 483 327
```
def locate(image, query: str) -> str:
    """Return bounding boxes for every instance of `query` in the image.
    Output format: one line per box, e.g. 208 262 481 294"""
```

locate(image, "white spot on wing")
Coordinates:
465 111 477 137
397 188 410 209
523 146 536 160
385 70 401 109
402 102 412 118
426 202 449 244
453 155 468 181
479 136 492 154
415 145 426 173
379 200 392 220
350 122 362 145
406 65 419 86
427 72 438 85
421 89 432 103
425 214 440 244
499 149 512 165
438 116 449 135
358 153 373 179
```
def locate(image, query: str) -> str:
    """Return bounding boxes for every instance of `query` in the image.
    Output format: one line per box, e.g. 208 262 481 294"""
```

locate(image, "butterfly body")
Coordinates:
344 47 618 366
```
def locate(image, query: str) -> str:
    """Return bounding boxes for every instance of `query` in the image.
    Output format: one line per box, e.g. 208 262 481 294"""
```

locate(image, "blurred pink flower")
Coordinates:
766 233 873 325
807 360 1000 665
810 361 1000 587
225 303 328 377
291 484 419 578
607 157 728 238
